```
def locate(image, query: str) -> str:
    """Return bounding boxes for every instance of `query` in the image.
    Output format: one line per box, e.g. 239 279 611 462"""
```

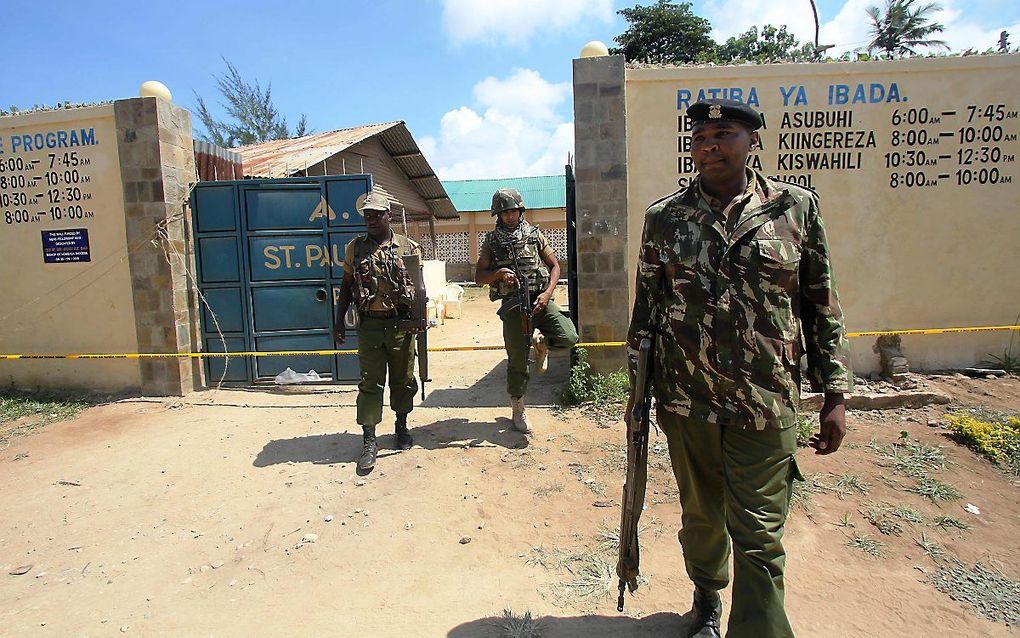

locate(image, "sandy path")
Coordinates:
1 288 1018 637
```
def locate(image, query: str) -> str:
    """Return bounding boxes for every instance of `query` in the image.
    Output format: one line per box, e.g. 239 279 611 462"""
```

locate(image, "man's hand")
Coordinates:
495 267 518 287
334 324 346 347
533 290 552 315
810 393 846 455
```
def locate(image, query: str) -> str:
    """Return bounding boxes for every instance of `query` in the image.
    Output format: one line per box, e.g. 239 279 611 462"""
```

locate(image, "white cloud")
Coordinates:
441 0 614 46
704 0 1019 56
420 69 573 180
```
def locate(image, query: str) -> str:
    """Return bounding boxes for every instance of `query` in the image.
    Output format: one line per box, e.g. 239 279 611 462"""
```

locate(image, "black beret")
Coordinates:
687 99 763 130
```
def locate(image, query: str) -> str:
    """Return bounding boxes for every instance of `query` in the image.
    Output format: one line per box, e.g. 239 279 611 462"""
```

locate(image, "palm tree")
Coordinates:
866 0 949 58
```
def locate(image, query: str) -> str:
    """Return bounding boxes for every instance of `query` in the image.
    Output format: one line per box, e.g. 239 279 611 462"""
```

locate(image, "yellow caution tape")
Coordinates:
1 325 1017 360
847 325 1020 337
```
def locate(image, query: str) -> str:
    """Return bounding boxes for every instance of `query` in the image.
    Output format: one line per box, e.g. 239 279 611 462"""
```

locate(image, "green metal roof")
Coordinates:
440 175 565 212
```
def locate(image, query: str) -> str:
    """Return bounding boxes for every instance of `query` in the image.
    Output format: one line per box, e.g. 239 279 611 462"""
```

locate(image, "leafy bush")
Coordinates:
560 348 629 409
796 415 813 447
945 410 1020 476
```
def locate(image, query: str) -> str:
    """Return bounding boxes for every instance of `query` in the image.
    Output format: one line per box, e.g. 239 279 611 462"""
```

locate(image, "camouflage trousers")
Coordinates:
355 316 418 427
500 299 578 398
658 410 802 638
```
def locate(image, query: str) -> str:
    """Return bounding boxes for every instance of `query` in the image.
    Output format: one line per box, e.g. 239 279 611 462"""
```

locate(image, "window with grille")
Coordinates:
543 227 568 260
435 231 469 263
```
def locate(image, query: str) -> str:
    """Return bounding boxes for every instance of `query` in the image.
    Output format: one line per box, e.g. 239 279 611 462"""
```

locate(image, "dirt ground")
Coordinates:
1 287 1018 637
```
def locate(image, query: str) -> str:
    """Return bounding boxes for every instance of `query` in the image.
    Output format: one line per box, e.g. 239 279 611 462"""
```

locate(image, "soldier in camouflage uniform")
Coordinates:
476 188 579 433
626 99 853 638
334 188 423 474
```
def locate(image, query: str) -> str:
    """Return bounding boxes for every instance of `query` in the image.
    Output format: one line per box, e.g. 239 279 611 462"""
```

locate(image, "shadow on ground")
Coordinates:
253 416 528 467
446 611 687 637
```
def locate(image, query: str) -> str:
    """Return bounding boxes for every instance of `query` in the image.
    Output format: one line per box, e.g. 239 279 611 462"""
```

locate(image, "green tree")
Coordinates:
610 0 716 64
194 58 309 148
716 24 815 63
866 0 949 58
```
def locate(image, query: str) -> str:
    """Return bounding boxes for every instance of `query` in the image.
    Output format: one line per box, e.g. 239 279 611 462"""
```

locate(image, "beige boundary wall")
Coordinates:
430 208 568 281
574 54 1020 374
0 98 198 394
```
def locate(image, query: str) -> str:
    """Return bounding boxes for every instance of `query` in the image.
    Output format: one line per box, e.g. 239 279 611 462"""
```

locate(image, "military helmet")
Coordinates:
359 188 390 213
491 188 525 216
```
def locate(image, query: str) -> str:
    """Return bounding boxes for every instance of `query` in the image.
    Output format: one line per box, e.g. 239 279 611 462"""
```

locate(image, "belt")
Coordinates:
361 309 399 319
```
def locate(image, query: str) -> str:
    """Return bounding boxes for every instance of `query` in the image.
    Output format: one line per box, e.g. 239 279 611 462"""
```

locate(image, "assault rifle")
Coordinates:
398 254 431 400
498 236 533 354
616 333 654 612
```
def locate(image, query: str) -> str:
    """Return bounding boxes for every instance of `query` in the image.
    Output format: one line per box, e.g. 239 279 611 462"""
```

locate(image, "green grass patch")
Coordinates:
0 390 93 442
560 348 629 414
945 410 1020 476
831 473 870 499
914 532 946 561
909 477 962 503
846 532 884 558
868 436 947 479
796 415 813 448
933 515 971 532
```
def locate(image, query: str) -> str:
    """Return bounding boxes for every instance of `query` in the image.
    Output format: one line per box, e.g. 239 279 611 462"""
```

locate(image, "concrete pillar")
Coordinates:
572 55 629 372
114 97 198 395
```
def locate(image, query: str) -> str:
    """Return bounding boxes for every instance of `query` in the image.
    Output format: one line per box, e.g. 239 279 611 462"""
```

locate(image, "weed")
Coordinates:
847 532 884 557
982 310 1020 374
594 442 627 473
790 473 828 513
557 551 617 603
534 483 564 498
0 390 93 442
526 546 568 570
909 477 962 502
492 608 543 638
915 532 945 561
834 512 856 528
559 348 629 414
945 410 1020 476
796 415 813 448
933 515 971 532
890 505 926 524
596 522 649 553
868 436 946 479
931 560 1020 625
862 506 903 536
832 473 870 499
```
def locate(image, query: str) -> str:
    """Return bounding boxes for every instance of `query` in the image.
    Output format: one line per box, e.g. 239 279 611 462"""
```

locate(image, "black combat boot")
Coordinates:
357 425 377 474
687 586 722 638
395 413 413 450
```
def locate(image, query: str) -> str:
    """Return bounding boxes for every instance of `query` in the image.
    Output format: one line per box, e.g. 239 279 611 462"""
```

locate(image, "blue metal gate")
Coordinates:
190 175 371 384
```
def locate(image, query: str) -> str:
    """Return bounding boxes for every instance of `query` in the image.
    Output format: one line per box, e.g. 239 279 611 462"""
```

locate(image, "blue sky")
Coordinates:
5 0 1018 179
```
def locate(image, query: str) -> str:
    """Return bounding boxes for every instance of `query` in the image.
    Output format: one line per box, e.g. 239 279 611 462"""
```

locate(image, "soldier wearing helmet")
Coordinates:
475 188 578 434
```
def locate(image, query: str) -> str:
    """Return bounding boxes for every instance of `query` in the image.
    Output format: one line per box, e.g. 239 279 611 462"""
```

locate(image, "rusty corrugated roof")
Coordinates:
234 122 457 219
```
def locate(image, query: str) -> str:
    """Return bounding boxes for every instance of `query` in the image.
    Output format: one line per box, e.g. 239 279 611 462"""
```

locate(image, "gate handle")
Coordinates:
315 288 328 302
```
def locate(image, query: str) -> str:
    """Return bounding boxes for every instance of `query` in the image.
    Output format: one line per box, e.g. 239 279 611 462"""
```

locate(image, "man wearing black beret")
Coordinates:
625 98 853 636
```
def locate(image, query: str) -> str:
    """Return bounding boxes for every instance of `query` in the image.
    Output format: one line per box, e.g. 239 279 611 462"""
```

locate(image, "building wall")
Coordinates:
0 98 198 394
622 54 1020 374
428 208 568 282
0 105 142 390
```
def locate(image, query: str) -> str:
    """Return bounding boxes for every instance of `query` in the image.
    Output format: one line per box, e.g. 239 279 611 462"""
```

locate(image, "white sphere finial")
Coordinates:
580 41 610 58
139 81 172 102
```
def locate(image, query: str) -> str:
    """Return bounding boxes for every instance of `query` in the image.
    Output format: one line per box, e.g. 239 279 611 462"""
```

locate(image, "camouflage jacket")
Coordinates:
343 232 422 315
480 223 552 303
627 169 853 430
